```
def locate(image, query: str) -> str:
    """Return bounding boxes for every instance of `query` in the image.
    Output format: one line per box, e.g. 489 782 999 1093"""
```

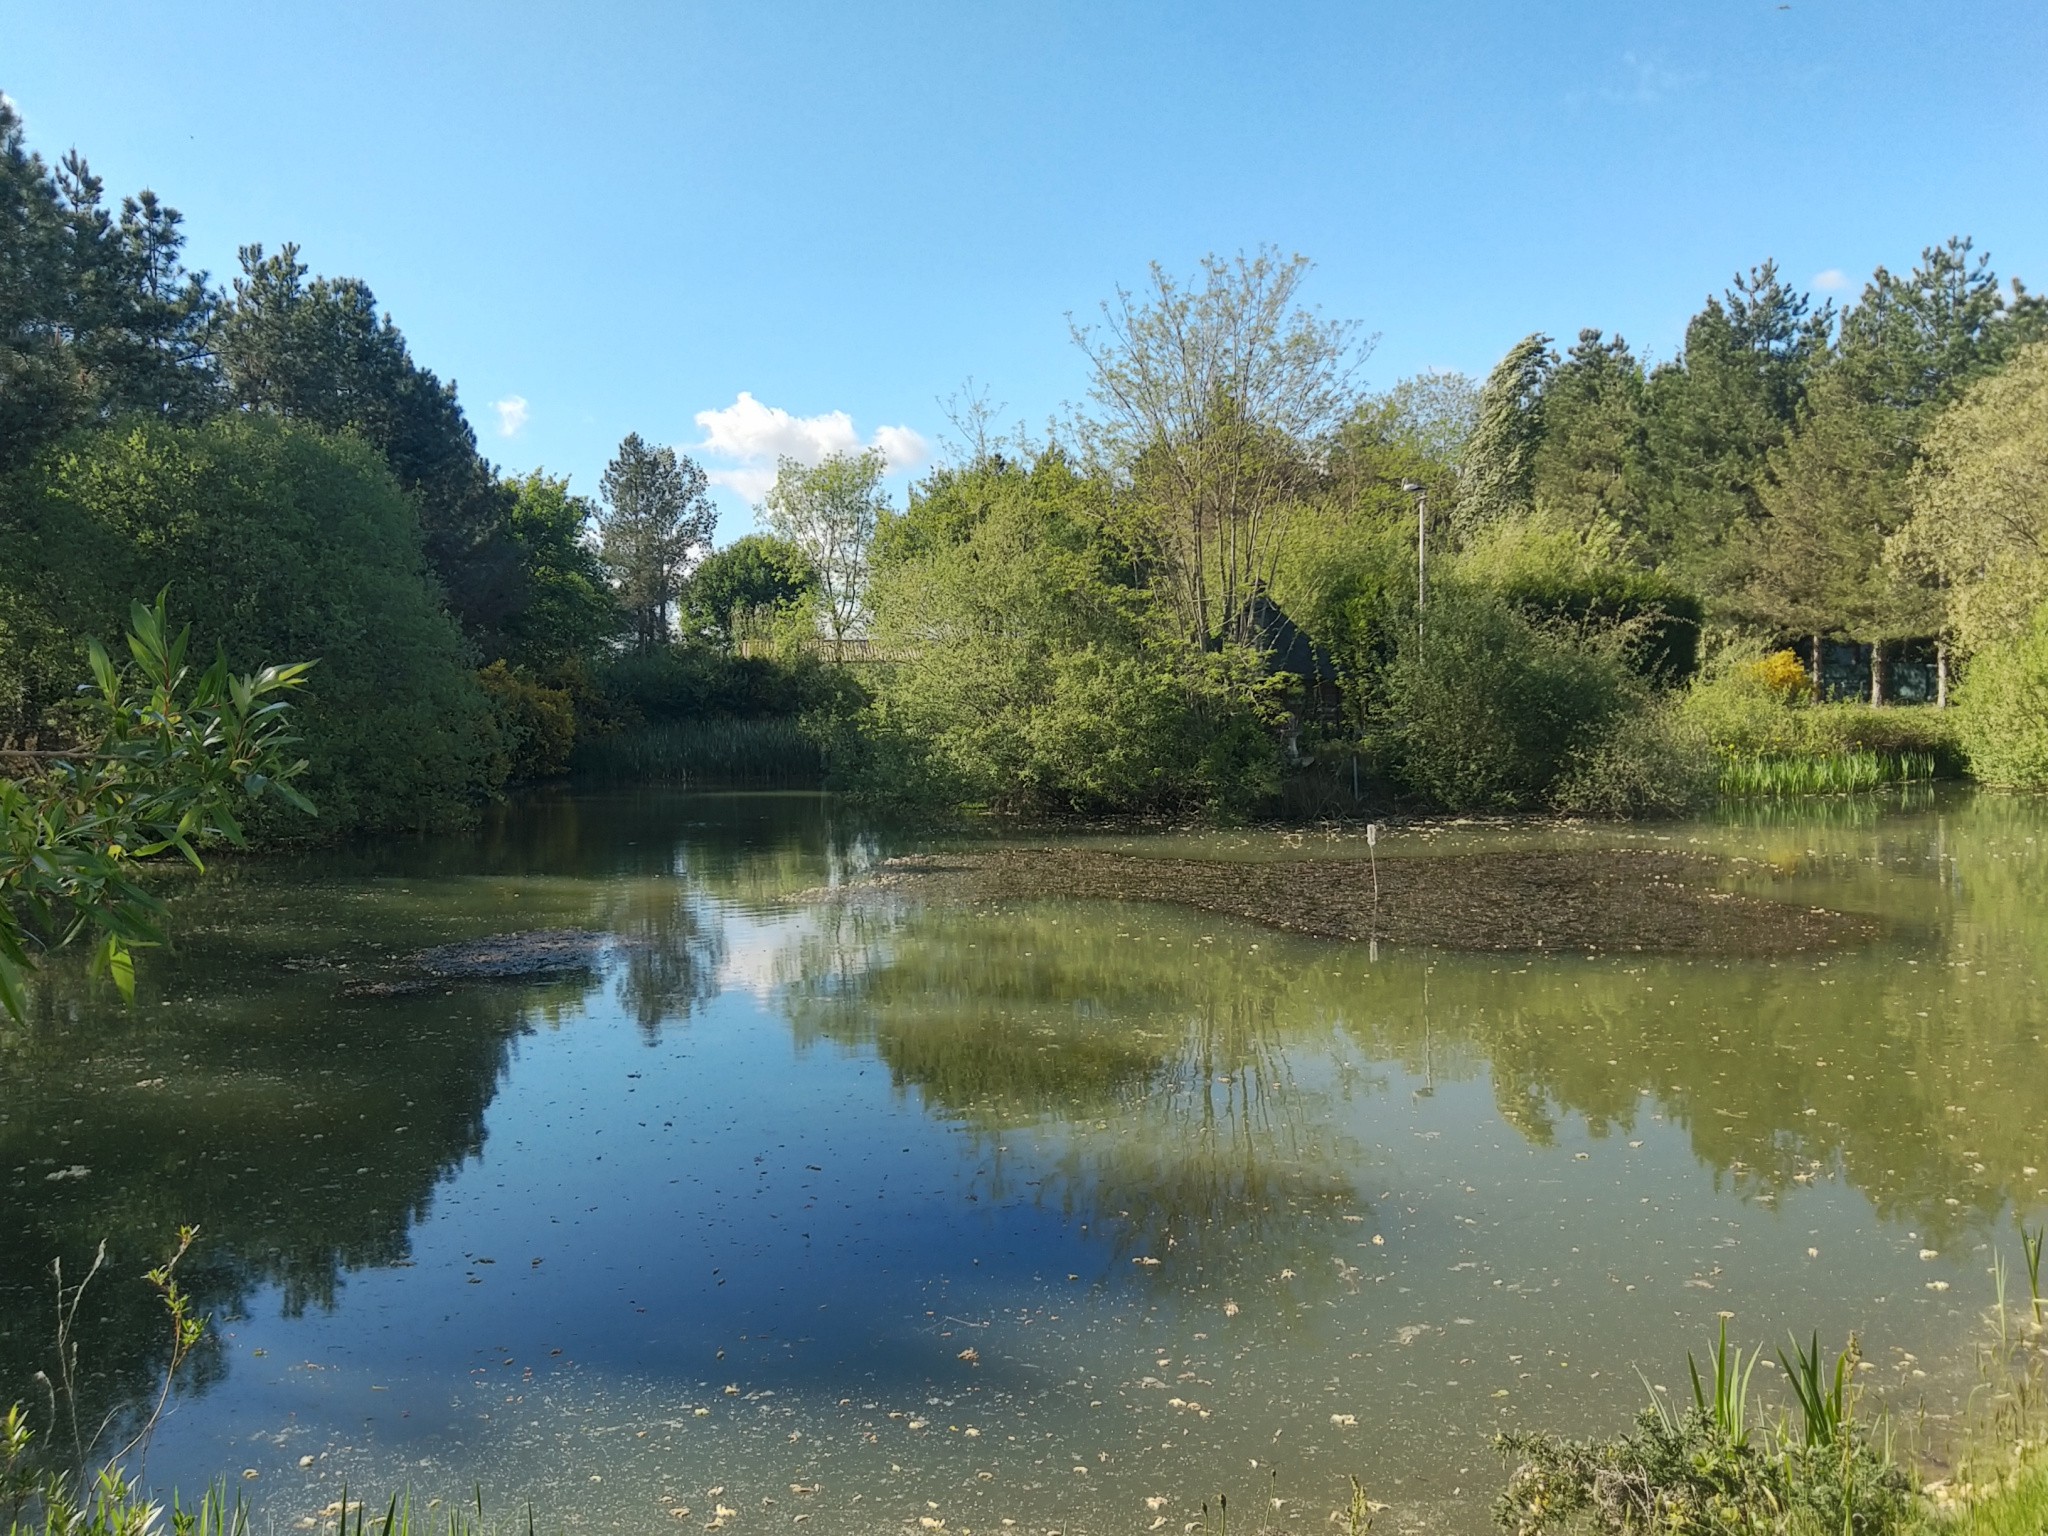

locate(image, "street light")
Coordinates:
1401 480 1427 641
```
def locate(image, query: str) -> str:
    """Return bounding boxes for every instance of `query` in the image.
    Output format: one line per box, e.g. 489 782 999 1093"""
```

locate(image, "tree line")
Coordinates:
10 95 2048 827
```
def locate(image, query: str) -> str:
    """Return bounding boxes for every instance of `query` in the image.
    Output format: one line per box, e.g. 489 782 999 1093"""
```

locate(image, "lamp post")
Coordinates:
1401 480 1428 642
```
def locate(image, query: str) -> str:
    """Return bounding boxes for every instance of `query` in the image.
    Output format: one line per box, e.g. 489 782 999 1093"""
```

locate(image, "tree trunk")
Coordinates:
1809 635 1824 695
1869 641 1887 707
1936 639 1949 709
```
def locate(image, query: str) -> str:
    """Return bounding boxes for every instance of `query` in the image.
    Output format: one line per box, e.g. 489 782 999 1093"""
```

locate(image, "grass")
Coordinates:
1923 1450 2048 1536
1719 749 1941 798
5 1480 535 1536
570 718 825 787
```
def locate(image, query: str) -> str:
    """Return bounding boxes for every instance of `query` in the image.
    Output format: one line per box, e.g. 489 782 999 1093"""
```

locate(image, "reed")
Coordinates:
1718 749 1939 799
2021 1224 2044 1331
571 718 825 787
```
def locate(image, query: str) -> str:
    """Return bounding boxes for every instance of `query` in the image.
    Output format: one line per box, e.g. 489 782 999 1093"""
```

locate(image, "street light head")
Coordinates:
1399 481 1426 493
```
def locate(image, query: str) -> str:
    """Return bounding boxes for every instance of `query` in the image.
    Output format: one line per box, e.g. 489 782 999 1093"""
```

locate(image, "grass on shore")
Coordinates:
1923 1449 2048 1536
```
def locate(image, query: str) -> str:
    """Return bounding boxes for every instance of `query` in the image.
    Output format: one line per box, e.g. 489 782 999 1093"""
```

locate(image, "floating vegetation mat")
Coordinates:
829 847 1880 956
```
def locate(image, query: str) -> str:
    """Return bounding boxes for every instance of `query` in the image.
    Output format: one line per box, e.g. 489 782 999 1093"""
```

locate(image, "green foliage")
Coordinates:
763 450 889 657
596 434 716 652
1069 249 1365 646
498 472 620 672
571 717 826 787
0 597 312 1019
1955 601 2048 788
1457 511 1704 682
1640 261 1832 582
1930 1453 2048 1536
1 417 497 834
859 453 1281 816
1551 703 1715 818
218 244 521 646
683 534 817 646
0 100 219 478
476 661 575 782
1374 584 1645 811
1718 750 1938 799
588 644 862 730
1496 1328 1911 1536
1896 340 2048 655
1531 330 1651 548
1458 334 1552 536
1678 645 1962 773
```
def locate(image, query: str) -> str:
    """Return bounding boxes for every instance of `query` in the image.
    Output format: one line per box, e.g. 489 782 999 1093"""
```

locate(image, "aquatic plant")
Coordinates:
1687 1316 1763 1447
1718 750 1939 799
1779 1332 1854 1450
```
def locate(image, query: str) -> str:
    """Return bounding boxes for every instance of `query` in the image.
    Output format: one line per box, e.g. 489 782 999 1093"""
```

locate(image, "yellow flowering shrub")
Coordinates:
1747 649 1811 699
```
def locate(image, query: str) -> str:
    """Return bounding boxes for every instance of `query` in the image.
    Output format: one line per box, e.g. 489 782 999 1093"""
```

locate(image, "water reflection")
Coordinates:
1 788 2043 1530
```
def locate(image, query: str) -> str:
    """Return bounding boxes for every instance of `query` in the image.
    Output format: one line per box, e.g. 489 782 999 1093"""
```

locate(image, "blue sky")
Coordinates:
7 1 2046 537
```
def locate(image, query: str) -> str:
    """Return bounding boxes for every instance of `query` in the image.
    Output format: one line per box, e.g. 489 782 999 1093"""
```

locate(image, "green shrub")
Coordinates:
1956 603 2048 788
1460 511 1705 682
1375 584 1644 811
477 660 576 781
0 418 496 835
859 455 1282 817
1552 703 1715 817
1680 642 1964 777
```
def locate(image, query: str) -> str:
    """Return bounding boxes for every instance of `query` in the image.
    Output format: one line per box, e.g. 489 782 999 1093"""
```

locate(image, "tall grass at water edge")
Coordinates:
570 718 825 787
1719 749 1941 799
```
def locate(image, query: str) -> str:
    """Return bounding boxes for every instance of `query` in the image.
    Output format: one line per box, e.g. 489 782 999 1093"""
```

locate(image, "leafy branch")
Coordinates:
0 593 315 1020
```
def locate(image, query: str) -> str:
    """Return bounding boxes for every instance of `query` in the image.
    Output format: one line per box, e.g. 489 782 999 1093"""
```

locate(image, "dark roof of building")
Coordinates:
1238 593 1340 684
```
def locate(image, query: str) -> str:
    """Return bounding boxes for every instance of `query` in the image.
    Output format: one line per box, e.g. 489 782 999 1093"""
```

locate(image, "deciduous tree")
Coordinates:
1069 249 1369 643
763 449 889 660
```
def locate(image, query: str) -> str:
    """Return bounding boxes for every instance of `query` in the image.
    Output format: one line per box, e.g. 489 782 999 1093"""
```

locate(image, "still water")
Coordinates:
3 791 2045 1534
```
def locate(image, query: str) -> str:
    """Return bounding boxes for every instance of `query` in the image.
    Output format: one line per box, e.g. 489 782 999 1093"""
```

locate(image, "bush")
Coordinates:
1458 510 1705 683
1375 584 1645 810
859 457 1282 816
477 660 576 781
0 418 497 835
1679 641 1963 772
1956 603 2048 788
1552 703 1715 817
1496 1407 1912 1536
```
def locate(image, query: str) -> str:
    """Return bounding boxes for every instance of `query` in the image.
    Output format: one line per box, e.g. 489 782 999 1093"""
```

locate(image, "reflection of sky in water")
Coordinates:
3 789 2045 1535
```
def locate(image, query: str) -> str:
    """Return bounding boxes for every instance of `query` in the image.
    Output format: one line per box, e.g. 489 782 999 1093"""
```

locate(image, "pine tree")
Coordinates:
597 434 716 652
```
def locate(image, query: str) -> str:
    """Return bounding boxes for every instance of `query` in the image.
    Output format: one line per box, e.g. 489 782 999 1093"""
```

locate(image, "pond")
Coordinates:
3 790 2045 1534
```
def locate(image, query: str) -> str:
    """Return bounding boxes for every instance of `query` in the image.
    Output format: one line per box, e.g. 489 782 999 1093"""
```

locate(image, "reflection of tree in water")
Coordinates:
780 902 1372 1292
601 880 727 1040
1346 794 2048 1246
0 961 541 1466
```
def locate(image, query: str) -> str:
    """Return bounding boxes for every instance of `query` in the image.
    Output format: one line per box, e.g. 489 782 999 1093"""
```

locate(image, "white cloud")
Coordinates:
1813 268 1851 292
870 423 930 472
692 392 928 502
492 395 530 438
